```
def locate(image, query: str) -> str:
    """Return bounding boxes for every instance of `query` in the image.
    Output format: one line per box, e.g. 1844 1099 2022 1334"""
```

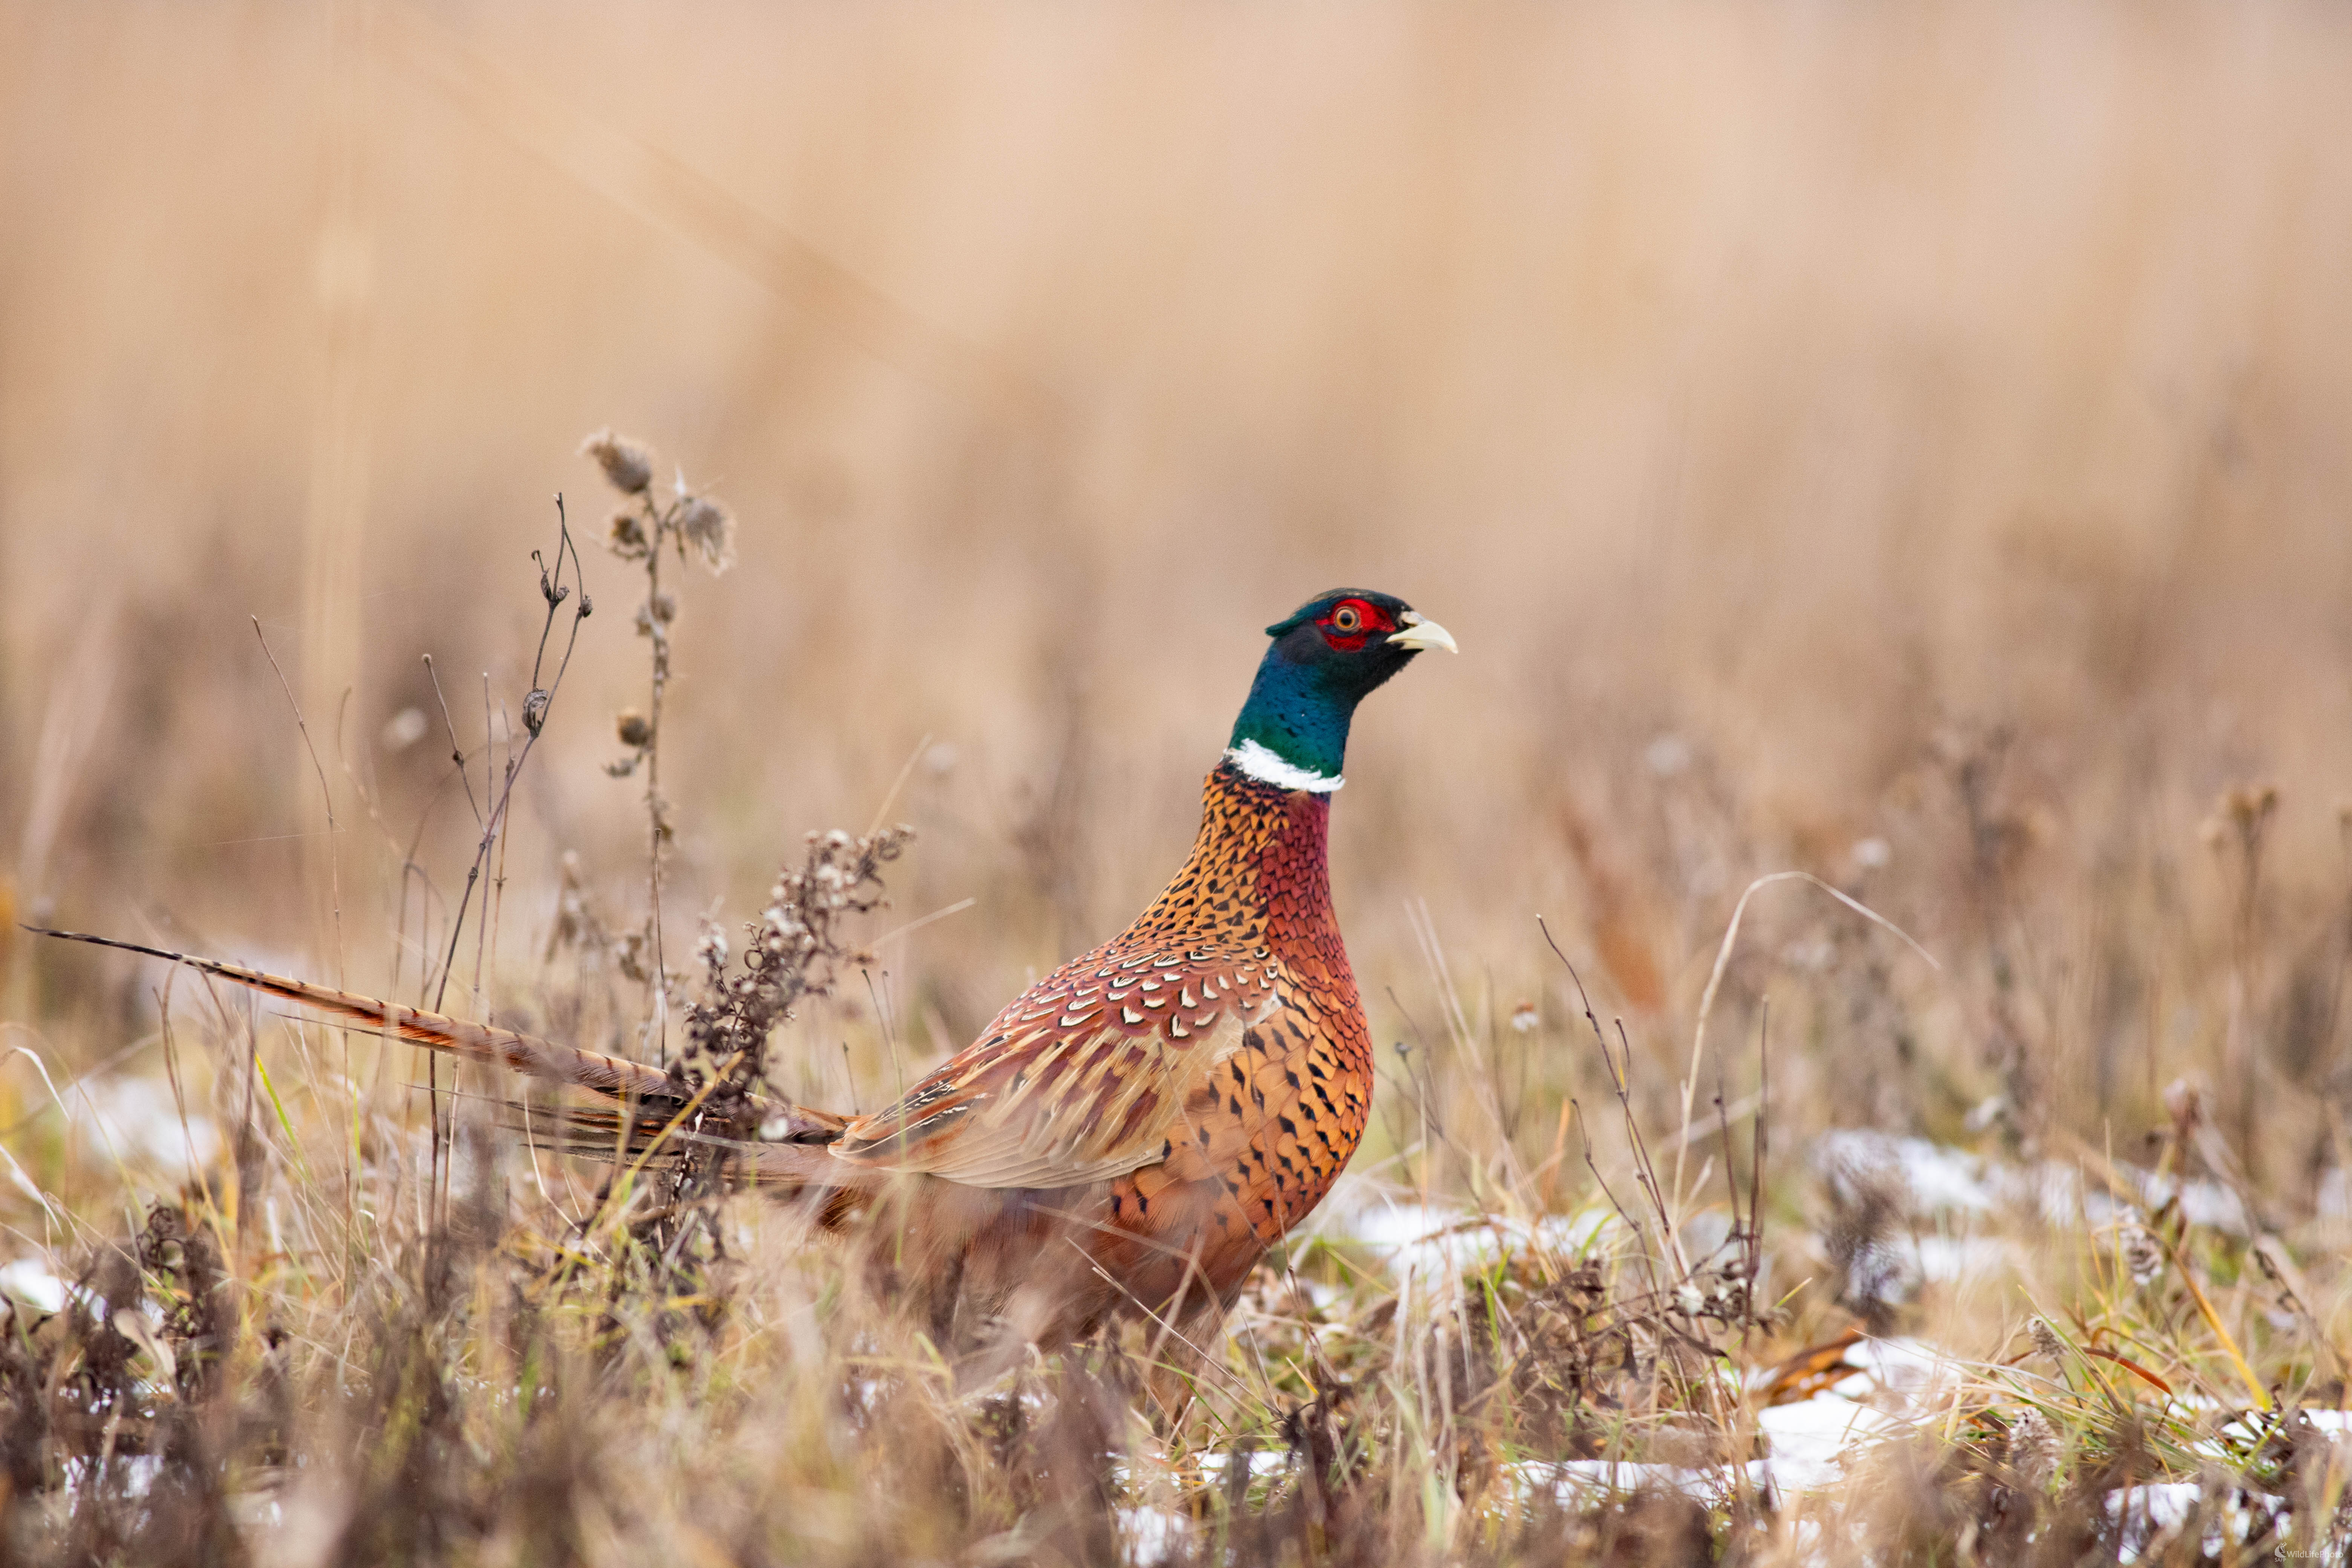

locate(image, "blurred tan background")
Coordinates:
6 1 2352 1179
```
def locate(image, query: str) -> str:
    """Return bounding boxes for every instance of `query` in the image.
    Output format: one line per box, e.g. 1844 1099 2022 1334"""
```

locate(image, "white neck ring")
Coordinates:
1225 739 1343 793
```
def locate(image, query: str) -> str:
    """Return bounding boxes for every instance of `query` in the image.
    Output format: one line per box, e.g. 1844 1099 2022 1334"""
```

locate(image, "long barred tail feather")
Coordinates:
27 927 854 1173
498 1096 858 1189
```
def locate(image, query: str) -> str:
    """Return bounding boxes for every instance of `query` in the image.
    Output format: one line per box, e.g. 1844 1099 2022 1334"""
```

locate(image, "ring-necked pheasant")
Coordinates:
37 589 1455 1355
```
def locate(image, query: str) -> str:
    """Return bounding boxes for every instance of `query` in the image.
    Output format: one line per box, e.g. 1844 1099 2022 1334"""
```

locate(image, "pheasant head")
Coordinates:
1225 588 1457 792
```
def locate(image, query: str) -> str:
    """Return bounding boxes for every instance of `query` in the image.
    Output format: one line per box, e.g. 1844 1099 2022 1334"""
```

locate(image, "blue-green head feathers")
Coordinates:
1225 590 1456 789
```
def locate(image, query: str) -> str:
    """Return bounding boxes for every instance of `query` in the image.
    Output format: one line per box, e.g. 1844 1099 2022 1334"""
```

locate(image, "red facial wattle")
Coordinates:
1316 597 1393 652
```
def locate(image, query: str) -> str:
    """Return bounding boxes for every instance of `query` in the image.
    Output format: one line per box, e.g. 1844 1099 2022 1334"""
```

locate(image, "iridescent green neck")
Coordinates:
1226 656 1352 789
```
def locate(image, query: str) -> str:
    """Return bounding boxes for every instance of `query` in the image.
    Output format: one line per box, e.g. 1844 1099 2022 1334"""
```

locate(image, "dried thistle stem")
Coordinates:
585 431 737 1069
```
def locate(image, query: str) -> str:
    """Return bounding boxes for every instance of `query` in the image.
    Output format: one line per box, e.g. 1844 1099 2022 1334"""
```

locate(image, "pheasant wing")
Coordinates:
831 947 1279 1189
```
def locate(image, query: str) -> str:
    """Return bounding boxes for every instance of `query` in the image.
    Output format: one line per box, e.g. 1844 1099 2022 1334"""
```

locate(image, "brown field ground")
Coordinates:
5 3 2352 1562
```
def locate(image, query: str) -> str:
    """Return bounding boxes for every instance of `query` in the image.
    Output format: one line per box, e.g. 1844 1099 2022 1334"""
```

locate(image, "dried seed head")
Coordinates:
614 928 652 984
2162 1075 2205 1133
2203 782 2279 853
2226 783 2279 828
2029 1316 2064 1364
606 508 650 558
1819 1133 1918 1330
677 495 737 575
616 710 652 748
2009 1406 2060 1490
549 850 599 956
2120 1222 2164 1287
582 429 654 496
521 688 551 736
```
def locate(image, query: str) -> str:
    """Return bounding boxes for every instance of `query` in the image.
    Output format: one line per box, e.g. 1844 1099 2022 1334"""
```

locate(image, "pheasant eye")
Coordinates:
1332 605 1362 633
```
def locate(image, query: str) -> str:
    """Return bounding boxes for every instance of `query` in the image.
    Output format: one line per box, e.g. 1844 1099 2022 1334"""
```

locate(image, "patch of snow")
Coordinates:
1808 1133 2258 1240
1513 1340 1944 1508
0 1258 67 1315
1514 1396 1908 1509
66 1076 219 1178
1914 1234 2014 1282
2106 1481 2289 1564
1536 1459 1740 1503
1195 1449 1291 1485
1841 1335 1954 1401
1120 1505 1189 1560
2107 1166 2251 1236
1814 1131 1994 1215
2320 1168 2350 1220
61 1455 162 1499
1680 1208 1735 1263
2176 1180 2251 1234
1753 1396 1905 1494
2015 1162 2084 1228
1753 1334 1948 1406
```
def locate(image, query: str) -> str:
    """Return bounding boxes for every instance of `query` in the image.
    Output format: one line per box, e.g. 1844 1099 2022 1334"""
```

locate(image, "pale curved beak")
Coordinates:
1387 611 1458 654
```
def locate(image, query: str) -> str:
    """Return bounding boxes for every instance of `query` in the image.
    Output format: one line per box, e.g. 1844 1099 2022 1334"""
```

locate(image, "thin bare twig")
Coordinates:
251 618 346 989
1674 871 1939 1212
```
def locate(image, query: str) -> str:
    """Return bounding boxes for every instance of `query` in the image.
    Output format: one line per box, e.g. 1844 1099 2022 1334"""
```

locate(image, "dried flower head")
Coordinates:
673 825 914 1088
677 495 737 575
2120 1222 2164 1287
614 926 653 985
2008 1406 2060 1490
695 919 729 980
1819 1133 1919 1331
546 850 611 963
2226 783 2279 828
2029 1315 2064 1364
2202 782 2278 855
582 429 654 496
2162 1074 2205 1134
521 688 551 736
606 508 651 559
616 709 652 748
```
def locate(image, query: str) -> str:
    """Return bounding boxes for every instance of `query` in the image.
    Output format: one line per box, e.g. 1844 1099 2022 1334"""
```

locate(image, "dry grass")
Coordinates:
6 2 2352 1562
